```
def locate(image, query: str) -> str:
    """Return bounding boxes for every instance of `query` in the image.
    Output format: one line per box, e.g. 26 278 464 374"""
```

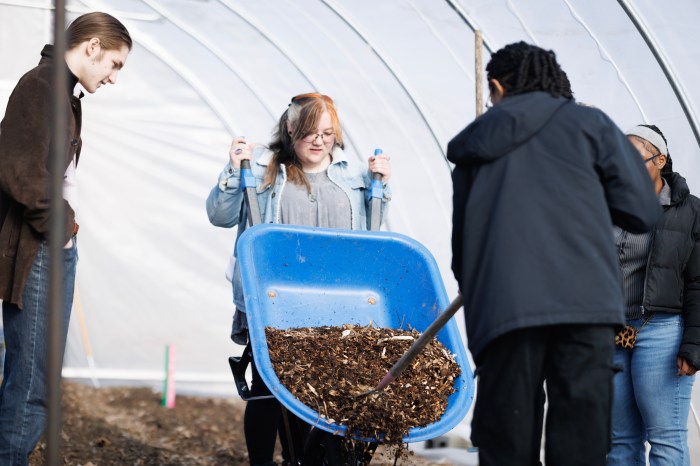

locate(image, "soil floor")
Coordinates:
28 382 455 466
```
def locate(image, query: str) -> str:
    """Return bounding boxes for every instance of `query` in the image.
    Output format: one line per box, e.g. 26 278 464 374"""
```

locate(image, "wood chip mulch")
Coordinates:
266 324 461 444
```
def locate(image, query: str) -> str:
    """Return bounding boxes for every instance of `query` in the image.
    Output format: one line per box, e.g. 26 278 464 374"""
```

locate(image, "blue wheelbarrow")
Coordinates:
232 223 474 451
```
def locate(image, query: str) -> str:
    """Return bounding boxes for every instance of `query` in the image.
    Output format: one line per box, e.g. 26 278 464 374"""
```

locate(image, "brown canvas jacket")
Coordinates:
0 45 82 308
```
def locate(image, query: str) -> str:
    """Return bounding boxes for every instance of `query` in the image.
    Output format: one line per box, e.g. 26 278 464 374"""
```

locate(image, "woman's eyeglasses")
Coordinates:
643 153 661 163
301 131 335 144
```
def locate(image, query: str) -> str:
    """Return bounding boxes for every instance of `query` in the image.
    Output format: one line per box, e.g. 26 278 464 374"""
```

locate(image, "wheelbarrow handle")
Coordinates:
369 148 384 232
375 294 463 391
241 159 262 226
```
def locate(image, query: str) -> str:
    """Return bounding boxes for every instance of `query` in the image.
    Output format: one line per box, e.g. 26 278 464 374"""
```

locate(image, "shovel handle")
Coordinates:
375 295 463 391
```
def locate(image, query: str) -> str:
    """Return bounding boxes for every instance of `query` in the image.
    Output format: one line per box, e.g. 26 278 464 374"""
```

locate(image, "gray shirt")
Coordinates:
280 170 351 229
614 178 671 320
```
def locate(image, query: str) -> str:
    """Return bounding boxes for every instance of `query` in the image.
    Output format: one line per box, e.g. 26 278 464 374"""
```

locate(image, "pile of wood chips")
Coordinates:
266 324 461 443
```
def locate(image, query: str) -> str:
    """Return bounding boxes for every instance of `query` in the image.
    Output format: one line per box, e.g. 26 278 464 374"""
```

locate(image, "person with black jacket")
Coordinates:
607 124 699 466
448 42 661 466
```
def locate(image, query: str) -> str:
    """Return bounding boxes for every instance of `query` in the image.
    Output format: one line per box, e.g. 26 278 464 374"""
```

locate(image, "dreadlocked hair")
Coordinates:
639 124 673 175
486 41 573 99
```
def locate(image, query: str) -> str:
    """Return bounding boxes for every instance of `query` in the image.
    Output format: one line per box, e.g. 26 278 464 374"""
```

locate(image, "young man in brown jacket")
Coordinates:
0 12 131 464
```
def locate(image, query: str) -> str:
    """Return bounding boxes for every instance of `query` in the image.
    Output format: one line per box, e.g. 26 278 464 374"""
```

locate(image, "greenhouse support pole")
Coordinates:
48 0 67 464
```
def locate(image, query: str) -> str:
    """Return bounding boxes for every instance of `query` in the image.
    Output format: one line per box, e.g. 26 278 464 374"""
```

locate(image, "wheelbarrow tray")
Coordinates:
237 223 473 442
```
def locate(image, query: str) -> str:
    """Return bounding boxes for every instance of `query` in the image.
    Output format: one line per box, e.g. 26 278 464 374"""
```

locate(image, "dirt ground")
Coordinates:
28 382 455 466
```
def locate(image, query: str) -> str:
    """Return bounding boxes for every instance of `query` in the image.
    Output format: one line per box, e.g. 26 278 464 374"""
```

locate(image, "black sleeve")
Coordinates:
678 201 700 369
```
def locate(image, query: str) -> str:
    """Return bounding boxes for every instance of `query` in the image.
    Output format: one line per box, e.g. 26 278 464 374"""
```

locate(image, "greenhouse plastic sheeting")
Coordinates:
0 1 698 426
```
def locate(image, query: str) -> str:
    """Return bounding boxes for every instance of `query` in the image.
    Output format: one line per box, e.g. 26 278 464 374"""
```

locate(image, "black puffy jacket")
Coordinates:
642 172 700 369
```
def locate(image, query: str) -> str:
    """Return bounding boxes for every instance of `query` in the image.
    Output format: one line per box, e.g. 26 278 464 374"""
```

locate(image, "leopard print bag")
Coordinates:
614 313 654 350
614 325 639 349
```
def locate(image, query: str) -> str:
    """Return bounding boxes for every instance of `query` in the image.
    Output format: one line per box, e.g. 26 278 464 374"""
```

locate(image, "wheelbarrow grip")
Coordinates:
369 148 384 232
375 295 463 391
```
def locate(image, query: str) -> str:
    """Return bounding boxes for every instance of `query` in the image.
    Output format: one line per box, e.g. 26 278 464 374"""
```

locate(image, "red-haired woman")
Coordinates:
207 93 392 466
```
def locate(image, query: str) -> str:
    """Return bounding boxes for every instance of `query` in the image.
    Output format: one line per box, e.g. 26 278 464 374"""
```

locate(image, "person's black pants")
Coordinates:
244 358 309 466
471 324 616 466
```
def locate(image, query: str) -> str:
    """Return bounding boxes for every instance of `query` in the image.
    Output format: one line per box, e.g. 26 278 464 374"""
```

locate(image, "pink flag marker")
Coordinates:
162 344 176 408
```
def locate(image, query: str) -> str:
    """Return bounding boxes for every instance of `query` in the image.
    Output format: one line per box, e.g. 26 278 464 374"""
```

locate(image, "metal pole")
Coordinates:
617 0 700 149
475 30 484 117
443 0 494 54
48 0 67 464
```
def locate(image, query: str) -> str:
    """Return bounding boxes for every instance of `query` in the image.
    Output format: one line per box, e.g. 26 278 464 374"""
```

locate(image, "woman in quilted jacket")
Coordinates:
608 124 699 466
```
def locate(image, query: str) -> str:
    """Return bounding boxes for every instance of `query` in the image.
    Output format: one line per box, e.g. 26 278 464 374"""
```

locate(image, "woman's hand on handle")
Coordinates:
368 153 392 183
228 137 255 168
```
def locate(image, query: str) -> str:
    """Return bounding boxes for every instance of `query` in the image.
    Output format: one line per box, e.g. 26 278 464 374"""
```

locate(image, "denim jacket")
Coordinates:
206 145 392 311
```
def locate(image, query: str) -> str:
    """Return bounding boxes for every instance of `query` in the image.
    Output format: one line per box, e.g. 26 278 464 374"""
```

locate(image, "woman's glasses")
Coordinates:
301 131 335 144
643 153 661 163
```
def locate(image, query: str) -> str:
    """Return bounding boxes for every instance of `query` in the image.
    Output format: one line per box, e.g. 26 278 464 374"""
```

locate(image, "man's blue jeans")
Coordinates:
0 240 77 465
607 313 696 466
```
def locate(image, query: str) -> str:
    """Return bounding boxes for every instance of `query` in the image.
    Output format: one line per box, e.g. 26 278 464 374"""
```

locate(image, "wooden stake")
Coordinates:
74 286 100 388
475 30 484 117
